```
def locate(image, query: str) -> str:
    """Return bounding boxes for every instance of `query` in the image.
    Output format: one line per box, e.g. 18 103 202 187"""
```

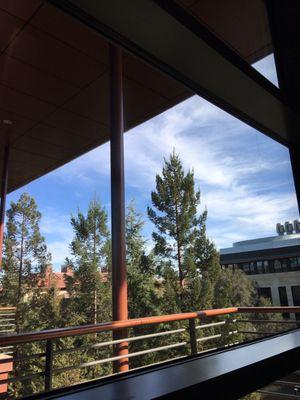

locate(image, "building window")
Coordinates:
290 257 300 270
291 286 300 320
257 261 264 273
249 262 256 274
281 259 288 272
274 259 282 272
258 287 272 302
240 263 250 274
278 286 289 319
263 260 270 273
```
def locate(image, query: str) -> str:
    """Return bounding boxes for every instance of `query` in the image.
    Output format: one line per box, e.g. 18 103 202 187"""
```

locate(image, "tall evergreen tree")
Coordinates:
66 199 111 325
148 151 220 313
1 193 51 333
148 150 201 290
126 201 159 318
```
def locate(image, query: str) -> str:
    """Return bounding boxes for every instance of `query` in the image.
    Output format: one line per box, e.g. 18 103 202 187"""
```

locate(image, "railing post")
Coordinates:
0 131 10 271
45 339 53 392
188 319 198 355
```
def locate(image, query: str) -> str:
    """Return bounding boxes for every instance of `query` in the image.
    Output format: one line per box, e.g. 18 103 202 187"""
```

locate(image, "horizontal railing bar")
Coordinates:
0 314 16 317
197 341 240 354
238 307 300 313
0 308 238 346
54 328 186 355
0 307 298 347
258 389 298 398
0 372 44 385
197 333 221 342
0 324 16 327
0 352 46 364
236 319 298 324
196 320 226 329
53 342 187 374
238 331 275 335
0 318 15 321
0 307 16 311
275 380 300 387
197 330 238 343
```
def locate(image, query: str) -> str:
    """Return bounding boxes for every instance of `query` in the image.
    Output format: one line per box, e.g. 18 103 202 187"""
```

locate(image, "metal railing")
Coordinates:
0 306 299 398
0 307 15 355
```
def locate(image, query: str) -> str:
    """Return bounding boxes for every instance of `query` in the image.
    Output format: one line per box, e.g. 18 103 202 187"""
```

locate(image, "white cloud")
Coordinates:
40 209 73 269
46 56 298 261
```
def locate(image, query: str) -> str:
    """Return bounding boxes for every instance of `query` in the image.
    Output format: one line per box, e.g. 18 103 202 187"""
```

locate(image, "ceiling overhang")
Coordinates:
0 0 297 194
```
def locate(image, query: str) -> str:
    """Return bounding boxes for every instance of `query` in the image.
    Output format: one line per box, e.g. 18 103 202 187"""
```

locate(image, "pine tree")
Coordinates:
148 150 201 291
214 268 256 309
0 193 54 397
148 151 220 313
66 198 111 326
126 201 159 319
1 193 51 333
126 201 162 368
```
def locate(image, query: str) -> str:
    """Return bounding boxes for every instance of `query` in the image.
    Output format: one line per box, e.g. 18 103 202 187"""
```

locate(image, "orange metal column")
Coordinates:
0 354 13 394
0 138 9 271
109 45 129 372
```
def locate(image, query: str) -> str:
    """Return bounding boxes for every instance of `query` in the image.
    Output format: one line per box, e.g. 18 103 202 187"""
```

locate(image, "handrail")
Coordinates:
0 306 299 347
0 307 238 346
239 307 300 313
0 306 299 397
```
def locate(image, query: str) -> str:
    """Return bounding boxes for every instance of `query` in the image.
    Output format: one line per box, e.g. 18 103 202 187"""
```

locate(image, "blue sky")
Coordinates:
6 55 299 269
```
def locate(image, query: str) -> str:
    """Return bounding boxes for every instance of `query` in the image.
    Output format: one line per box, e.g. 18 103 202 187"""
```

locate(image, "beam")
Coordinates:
109 45 129 372
48 0 299 146
0 132 10 271
266 0 300 211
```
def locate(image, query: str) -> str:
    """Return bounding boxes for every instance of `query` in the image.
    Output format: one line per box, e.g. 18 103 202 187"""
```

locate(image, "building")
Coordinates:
36 265 108 298
220 221 300 313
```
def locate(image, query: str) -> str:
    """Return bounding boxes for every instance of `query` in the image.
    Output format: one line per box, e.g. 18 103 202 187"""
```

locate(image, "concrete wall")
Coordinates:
248 271 300 306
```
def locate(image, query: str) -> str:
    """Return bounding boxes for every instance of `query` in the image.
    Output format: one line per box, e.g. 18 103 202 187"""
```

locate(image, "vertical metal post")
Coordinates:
109 44 129 372
188 319 198 355
45 339 53 392
0 137 10 271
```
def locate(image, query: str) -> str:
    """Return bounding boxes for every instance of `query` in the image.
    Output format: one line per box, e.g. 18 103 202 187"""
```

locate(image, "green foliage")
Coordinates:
0 193 55 397
55 199 113 387
65 198 111 325
2 193 51 315
214 268 256 309
0 154 279 397
148 150 202 290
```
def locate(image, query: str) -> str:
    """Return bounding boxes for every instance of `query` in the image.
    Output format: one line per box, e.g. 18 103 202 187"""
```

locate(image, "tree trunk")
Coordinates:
175 203 183 289
93 225 97 325
15 213 25 334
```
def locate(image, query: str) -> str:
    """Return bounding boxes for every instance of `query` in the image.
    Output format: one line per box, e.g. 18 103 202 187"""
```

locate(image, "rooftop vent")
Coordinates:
276 220 300 235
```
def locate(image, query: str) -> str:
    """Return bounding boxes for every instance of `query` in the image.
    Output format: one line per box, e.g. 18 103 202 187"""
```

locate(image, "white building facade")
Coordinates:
220 224 300 317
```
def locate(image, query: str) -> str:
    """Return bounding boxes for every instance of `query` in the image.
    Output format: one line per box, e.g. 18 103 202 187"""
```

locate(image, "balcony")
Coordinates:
0 0 299 399
0 306 299 399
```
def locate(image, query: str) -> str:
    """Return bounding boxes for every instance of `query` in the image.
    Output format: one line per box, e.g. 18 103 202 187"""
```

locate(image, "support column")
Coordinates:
0 138 10 271
109 44 129 372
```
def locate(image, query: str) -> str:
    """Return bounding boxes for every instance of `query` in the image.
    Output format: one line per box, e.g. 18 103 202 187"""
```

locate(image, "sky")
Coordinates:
6 55 299 270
